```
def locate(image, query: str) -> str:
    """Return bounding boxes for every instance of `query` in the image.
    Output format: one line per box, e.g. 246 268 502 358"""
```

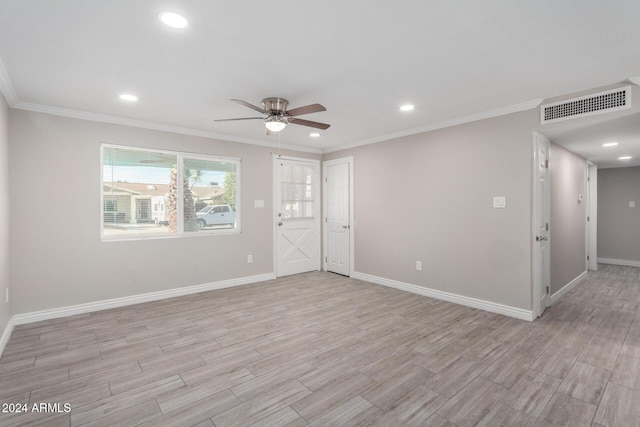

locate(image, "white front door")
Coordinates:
274 156 321 277
324 158 352 276
533 132 551 317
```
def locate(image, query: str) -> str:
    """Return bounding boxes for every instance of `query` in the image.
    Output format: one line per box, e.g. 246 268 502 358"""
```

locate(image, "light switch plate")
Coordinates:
630 201 636 208
493 196 506 208
254 200 264 208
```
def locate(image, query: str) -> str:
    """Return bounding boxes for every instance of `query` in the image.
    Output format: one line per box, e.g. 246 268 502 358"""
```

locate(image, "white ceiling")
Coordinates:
1 1 639 160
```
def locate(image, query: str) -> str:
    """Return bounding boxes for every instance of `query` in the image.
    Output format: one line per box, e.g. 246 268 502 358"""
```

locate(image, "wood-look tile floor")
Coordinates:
1 264 639 426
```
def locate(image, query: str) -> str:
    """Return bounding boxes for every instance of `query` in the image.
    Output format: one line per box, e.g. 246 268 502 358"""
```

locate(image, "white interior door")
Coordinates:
324 158 353 276
533 132 551 317
587 163 598 271
274 157 320 277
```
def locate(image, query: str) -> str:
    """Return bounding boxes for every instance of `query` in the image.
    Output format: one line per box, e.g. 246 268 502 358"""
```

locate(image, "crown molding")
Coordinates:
11 101 322 154
5 62 542 158
0 55 317 154
322 98 543 154
0 58 18 106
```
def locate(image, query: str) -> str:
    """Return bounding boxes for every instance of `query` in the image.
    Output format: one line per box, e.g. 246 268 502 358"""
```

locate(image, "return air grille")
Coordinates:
541 86 631 124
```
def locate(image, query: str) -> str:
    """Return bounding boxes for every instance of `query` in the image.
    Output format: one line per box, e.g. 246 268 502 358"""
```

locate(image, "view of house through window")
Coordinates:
280 163 314 219
102 145 240 240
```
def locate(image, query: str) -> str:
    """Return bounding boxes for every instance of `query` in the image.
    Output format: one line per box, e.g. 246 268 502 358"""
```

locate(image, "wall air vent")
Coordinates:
540 86 631 124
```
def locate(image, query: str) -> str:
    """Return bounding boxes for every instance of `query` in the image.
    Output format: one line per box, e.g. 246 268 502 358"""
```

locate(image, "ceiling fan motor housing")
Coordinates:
262 98 289 115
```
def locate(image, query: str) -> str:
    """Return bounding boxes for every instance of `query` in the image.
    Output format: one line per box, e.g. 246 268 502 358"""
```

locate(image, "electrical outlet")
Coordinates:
416 261 422 271
247 254 253 264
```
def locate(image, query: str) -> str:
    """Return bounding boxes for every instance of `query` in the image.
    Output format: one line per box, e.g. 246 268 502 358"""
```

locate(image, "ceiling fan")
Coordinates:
215 98 330 133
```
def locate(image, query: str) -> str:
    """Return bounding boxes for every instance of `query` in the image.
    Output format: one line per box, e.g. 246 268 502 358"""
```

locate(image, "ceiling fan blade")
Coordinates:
286 103 326 117
289 118 330 130
214 117 264 122
230 99 267 114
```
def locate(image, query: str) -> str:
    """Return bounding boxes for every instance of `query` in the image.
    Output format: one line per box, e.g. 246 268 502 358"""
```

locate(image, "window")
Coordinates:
280 163 314 219
104 200 117 212
102 144 240 240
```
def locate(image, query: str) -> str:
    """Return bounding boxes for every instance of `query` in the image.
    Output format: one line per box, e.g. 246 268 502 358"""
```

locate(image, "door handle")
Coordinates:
536 236 548 241
278 222 283 226
342 225 350 229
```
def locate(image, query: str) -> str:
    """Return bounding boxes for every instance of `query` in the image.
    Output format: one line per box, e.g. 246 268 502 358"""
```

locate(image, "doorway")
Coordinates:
323 157 354 276
532 132 551 317
136 199 151 223
273 156 321 277
587 162 598 271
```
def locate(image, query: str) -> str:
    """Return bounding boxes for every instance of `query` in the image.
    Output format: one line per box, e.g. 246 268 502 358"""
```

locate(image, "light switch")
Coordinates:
630 201 636 208
493 196 506 209
254 200 264 208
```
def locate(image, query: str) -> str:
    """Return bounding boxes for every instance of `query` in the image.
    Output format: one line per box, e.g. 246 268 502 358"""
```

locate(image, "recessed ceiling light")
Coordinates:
400 104 415 112
602 142 619 147
309 133 320 137
160 12 188 29
619 156 632 160
119 94 138 102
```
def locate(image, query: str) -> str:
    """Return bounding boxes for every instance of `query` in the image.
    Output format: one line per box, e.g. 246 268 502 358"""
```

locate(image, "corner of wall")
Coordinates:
0 92 12 355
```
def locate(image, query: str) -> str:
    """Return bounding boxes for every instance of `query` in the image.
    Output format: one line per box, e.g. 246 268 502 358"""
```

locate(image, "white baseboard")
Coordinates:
597 258 640 268
0 315 15 359
12 273 275 326
550 271 587 305
351 271 535 321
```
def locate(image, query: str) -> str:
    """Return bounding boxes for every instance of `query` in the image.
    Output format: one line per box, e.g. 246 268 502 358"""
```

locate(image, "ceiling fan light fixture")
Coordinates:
119 93 138 102
265 117 287 132
160 12 188 29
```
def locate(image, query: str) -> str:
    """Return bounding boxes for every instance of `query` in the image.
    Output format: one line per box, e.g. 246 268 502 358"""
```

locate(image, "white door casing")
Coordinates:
274 156 321 277
532 132 551 317
323 157 353 276
587 162 598 271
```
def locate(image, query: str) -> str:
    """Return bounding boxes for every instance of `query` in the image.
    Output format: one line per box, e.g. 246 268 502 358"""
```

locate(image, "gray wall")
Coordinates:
0 95 10 335
9 110 319 314
549 142 587 294
325 110 538 310
598 166 640 262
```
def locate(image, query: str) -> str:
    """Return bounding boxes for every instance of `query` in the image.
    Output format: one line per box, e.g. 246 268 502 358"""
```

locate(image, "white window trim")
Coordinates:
101 143 241 241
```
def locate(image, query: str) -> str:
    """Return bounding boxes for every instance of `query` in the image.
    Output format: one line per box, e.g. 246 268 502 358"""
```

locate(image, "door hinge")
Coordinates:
325 177 328 183
325 217 328 223
587 255 590 261
545 223 549 231
546 286 550 295
325 256 327 262
545 160 549 168
587 216 590 222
